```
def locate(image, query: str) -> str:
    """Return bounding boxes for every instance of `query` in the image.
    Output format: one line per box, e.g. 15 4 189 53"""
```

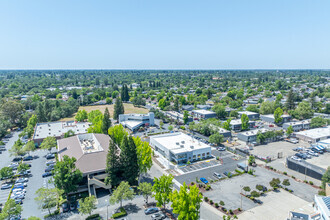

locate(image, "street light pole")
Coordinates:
105 199 109 220
240 185 243 210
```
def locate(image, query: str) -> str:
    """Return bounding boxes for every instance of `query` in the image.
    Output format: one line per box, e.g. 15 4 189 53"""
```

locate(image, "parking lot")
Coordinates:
179 160 220 174
203 166 318 211
175 150 246 185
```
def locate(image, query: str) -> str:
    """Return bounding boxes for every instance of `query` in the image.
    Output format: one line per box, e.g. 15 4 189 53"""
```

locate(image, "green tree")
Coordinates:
286 89 295 110
294 101 313 119
22 114 38 138
106 97 113 104
243 186 251 195
256 131 266 144
0 100 24 126
269 178 281 190
78 196 97 216
114 98 125 121
23 140 36 155
133 136 153 183
138 182 153 205
0 167 14 181
286 125 294 137
63 130 75 138
174 97 179 111
158 99 166 110
274 107 283 124
246 105 259 113
222 119 231 130
212 104 227 119
34 187 57 215
209 133 224 146
40 136 57 152
250 190 260 198
282 179 290 186
105 139 122 187
248 155 255 166
170 183 202 220
241 114 249 131
260 101 275 115
75 109 88 122
53 155 83 200
9 139 25 157
168 125 173 131
17 163 30 173
321 166 330 189
87 110 103 124
101 107 112 134
310 117 327 128
183 111 189 124
110 181 135 208
120 135 139 185
256 184 265 192
159 120 164 128
108 124 128 145
0 199 22 219
153 174 174 210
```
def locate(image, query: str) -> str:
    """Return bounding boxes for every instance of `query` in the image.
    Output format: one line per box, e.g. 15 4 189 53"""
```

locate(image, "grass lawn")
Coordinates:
60 103 149 121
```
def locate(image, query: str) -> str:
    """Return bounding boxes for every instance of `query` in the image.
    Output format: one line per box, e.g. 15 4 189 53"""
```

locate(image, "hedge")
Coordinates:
44 209 60 219
112 207 127 219
86 213 101 220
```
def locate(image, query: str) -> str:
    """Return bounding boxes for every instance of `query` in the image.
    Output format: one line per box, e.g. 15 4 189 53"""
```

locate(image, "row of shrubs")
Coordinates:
204 196 240 216
44 209 60 219
112 207 127 219
86 213 101 220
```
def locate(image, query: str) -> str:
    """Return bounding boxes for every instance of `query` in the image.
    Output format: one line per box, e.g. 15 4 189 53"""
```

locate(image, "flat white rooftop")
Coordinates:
230 119 243 125
284 120 310 126
295 126 330 139
33 121 90 140
121 120 143 129
238 111 259 115
151 132 210 154
239 128 269 136
192 109 215 115
262 114 291 119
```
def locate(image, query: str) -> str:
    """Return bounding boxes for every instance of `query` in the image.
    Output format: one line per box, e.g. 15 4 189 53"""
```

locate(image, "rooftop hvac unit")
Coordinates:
176 142 180 145
180 145 184 148
190 146 194 149
181 141 185 144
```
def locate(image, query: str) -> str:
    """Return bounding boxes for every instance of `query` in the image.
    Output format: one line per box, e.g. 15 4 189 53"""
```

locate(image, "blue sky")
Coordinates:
0 0 329 69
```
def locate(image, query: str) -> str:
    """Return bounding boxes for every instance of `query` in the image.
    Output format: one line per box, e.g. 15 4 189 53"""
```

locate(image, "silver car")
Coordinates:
151 212 166 220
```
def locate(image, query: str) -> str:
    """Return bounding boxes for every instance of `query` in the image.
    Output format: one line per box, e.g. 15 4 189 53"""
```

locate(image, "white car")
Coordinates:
291 156 301 162
12 188 26 194
15 178 28 183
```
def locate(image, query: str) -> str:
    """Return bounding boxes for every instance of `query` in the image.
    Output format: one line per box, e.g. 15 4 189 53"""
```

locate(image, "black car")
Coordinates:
45 166 54 172
46 154 55 159
12 157 22 162
42 172 53 178
23 156 33 161
62 202 69 212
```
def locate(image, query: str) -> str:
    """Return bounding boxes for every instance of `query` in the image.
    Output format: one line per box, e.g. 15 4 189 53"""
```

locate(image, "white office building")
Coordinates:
119 112 154 132
150 132 211 167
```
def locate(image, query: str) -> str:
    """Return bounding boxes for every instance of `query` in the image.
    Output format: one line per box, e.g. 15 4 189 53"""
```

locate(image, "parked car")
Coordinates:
144 207 159 215
46 154 55 159
291 156 301 162
293 147 303 152
14 199 23 204
42 172 53 178
14 183 27 188
23 156 33 161
11 193 24 200
15 178 28 184
151 212 166 220
45 166 54 172
1 183 12 190
12 188 26 194
295 153 307 159
223 171 232 177
69 202 76 211
46 160 56 166
217 147 226 151
18 170 31 177
200 178 208 184
213 172 222 179
8 164 19 170
62 202 69 212
12 157 22 162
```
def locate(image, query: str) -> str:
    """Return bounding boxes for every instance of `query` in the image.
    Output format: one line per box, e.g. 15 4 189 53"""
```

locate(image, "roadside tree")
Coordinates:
138 182 153 205
110 181 135 208
153 174 174 210
78 196 97 216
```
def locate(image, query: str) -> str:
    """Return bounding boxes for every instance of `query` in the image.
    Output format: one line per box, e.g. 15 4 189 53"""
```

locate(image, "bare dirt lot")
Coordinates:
60 103 149 121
